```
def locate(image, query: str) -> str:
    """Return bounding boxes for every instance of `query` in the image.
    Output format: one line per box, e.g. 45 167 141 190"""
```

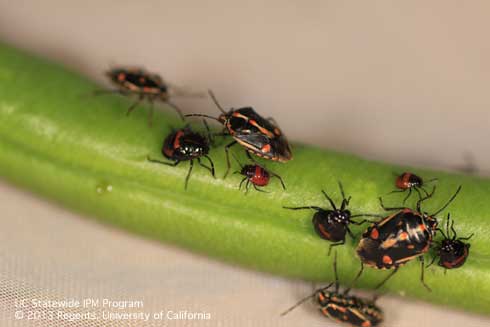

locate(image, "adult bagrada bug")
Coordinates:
354 185 462 291
147 122 215 189
428 213 473 271
387 172 437 204
284 182 381 255
185 91 292 177
233 155 286 193
95 67 185 125
281 252 383 327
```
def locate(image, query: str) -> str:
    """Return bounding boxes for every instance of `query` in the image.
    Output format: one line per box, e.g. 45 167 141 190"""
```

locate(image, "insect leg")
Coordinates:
269 171 286 190
402 188 412 205
184 160 194 190
223 140 238 178
374 267 399 290
147 156 180 166
126 94 144 116
378 197 405 211
321 190 338 211
253 184 269 193
328 240 345 256
165 100 185 121
238 177 247 190
197 157 215 177
283 206 323 211
343 262 364 295
419 256 432 292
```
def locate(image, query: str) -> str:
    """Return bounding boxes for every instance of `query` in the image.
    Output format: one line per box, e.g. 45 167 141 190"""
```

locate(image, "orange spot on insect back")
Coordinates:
362 321 372 327
370 228 379 239
382 255 393 265
261 144 271 153
173 130 184 149
117 73 126 81
399 232 409 240
419 224 426 231
381 238 397 249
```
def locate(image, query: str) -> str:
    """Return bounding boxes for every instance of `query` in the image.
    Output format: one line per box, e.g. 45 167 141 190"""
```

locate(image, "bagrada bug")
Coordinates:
147 122 215 189
354 185 462 291
233 155 286 193
281 252 383 327
95 67 185 125
185 91 292 177
427 213 473 271
387 172 437 204
284 182 381 255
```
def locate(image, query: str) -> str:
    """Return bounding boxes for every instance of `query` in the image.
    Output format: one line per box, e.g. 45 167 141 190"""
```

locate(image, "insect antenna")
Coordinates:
208 89 227 114
185 113 221 122
231 153 244 170
280 282 334 317
332 251 340 293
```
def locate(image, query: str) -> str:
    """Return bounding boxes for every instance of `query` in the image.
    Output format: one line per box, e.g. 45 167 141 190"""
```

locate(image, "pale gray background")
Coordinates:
0 1 489 326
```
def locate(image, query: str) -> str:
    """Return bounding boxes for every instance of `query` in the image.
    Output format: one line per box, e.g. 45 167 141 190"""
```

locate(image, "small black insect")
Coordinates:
281 252 383 327
95 67 185 125
186 91 292 177
428 213 473 271
284 182 381 254
147 122 214 189
354 185 462 292
387 172 437 204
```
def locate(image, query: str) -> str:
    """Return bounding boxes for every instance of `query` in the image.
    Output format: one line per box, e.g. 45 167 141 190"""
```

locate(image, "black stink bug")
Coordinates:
185 91 292 177
147 122 215 189
428 213 473 271
95 67 185 125
284 182 381 255
281 252 383 327
387 172 437 204
354 185 462 291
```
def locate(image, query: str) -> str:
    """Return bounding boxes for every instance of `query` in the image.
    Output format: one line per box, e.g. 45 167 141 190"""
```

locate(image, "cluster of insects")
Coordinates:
97 67 474 326
282 172 474 326
97 67 292 191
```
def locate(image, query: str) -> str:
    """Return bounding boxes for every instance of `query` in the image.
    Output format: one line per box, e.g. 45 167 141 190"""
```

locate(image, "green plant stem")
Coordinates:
0 44 489 314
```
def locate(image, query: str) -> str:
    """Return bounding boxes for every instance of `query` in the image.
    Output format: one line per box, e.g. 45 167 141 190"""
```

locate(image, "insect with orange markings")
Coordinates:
147 123 215 189
281 252 383 327
354 186 462 292
186 91 292 178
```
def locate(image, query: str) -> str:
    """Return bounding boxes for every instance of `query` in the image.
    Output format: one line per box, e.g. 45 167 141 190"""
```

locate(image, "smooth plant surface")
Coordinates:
0 44 488 314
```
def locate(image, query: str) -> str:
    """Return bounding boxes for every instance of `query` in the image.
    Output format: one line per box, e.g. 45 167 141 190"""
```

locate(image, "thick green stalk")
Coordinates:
0 44 488 314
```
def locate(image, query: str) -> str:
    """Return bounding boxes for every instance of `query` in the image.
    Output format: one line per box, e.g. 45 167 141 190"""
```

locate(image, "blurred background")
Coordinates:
0 1 489 326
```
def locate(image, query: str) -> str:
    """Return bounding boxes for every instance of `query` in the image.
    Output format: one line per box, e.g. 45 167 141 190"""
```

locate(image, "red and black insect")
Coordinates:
388 172 437 204
147 122 215 189
185 91 292 177
281 252 383 327
428 213 473 271
284 183 381 254
234 157 286 193
95 67 184 125
354 186 462 291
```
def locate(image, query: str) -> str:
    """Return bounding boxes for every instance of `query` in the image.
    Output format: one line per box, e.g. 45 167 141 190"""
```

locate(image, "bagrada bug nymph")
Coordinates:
233 155 286 193
354 185 462 292
427 213 473 271
147 121 215 189
281 252 383 327
95 67 185 125
387 172 437 204
284 182 382 255
185 90 292 178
